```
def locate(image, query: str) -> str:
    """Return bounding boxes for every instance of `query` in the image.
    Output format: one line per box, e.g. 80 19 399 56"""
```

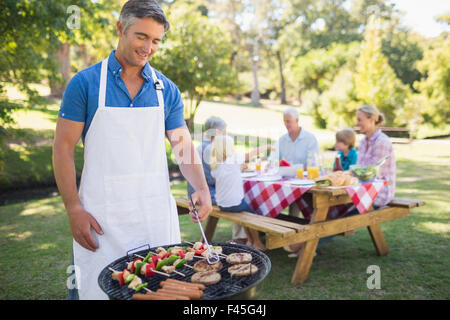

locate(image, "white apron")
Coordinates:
73 57 180 300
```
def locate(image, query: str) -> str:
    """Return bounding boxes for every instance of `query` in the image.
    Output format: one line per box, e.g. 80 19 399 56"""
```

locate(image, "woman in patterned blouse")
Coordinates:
356 105 396 207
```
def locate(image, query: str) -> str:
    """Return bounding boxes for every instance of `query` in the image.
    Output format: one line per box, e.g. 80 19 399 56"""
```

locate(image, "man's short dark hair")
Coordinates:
119 0 170 33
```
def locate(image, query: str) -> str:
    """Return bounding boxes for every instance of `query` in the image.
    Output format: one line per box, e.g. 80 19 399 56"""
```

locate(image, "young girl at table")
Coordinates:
210 135 273 251
334 128 357 170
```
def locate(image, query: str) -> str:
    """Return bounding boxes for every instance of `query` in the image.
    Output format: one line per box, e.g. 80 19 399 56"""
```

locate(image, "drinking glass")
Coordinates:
255 159 262 173
321 151 335 175
307 152 321 179
296 164 304 179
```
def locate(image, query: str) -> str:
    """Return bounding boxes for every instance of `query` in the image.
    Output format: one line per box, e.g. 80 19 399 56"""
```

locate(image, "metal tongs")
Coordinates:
189 195 220 265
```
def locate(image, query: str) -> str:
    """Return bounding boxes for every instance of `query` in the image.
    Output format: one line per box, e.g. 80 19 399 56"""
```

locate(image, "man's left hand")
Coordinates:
189 189 212 223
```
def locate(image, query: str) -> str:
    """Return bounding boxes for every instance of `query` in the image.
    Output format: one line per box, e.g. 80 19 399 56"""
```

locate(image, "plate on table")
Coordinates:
241 171 258 178
287 179 316 186
257 175 283 182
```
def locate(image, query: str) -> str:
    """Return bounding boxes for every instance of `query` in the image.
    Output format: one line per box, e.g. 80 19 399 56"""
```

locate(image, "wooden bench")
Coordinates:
355 126 412 142
176 195 425 285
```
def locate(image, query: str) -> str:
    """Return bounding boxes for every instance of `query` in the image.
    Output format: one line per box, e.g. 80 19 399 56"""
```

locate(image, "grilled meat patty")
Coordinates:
193 259 223 273
190 271 221 285
226 252 252 264
228 264 258 276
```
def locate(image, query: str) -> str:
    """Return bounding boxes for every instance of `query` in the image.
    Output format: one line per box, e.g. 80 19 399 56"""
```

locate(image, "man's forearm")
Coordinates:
167 126 209 193
178 141 209 192
167 126 212 221
52 145 82 212
180 162 209 192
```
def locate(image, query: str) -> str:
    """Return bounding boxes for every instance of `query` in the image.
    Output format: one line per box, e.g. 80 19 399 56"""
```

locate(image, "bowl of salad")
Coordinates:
350 165 377 182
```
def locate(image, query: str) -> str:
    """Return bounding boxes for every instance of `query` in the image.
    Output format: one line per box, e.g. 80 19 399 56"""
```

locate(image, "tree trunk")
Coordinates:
276 50 287 105
78 44 92 69
186 116 195 133
50 42 71 98
251 58 261 107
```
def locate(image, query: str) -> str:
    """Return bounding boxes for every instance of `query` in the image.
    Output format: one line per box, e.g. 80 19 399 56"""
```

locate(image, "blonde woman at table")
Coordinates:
210 135 274 251
356 104 396 207
284 104 396 256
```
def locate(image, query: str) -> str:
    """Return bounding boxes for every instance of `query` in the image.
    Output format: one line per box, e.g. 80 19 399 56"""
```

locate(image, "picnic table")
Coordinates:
243 175 386 219
176 173 425 285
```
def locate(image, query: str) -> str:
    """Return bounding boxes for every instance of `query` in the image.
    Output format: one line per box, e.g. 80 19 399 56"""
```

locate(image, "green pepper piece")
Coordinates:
134 261 144 275
155 258 169 271
134 282 148 292
175 258 186 268
168 254 180 265
125 274 135 284
143 252 153 263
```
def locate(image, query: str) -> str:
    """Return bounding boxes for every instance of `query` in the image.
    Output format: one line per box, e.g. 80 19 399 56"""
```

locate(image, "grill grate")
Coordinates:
98 242 271 300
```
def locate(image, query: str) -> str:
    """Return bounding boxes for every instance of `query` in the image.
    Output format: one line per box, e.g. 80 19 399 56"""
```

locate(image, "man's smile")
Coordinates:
136 50 150 59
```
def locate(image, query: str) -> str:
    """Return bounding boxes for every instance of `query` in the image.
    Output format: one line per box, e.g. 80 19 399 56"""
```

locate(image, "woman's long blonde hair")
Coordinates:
210 135 235 170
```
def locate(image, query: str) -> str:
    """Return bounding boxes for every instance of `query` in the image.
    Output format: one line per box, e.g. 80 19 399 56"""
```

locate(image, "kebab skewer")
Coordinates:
185 241 227 259
156 246 195 262
108 267 148 292
136 249 194 272
126 256 171 278
134 254 187 276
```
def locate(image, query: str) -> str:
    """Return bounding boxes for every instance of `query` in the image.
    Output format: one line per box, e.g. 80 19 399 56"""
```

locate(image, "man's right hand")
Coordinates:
68 206 104 252
189 189 213 223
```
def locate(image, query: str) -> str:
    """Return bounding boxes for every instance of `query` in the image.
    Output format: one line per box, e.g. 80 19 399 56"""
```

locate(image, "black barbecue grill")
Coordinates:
98 242 271 300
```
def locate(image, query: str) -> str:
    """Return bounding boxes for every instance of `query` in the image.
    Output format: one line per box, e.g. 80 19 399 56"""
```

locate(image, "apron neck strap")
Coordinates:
98 57 109 109
150 66 165 109
98 58 165 109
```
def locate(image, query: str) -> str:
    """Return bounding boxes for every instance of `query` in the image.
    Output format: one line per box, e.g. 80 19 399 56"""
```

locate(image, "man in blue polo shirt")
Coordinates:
53 0 212 299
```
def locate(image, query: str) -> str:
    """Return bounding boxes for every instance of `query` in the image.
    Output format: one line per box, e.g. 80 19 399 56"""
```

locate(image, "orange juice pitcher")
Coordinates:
307 167 320 179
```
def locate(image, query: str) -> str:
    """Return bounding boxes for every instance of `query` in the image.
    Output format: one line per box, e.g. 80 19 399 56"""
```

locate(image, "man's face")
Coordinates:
117 17 165 67
283 114 299 133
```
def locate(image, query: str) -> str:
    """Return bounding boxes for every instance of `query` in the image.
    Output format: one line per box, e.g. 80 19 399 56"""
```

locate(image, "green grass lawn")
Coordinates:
0 91 449 299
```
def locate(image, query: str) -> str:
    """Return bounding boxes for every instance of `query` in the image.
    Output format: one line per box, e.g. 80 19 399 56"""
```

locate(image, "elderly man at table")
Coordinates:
270 107 320 217
271 107 320 165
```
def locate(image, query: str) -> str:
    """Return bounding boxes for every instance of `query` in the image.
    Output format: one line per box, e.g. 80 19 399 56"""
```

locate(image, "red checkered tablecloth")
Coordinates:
243 178 313 218
345 181 387 214
243 177 386 220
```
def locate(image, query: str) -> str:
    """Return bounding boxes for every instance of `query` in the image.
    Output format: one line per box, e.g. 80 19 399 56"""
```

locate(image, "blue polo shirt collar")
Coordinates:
108 50 152 82
141 63 152 81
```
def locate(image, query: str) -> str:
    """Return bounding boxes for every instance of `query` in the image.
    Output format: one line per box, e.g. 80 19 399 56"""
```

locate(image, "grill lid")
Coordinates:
98 242 271 300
